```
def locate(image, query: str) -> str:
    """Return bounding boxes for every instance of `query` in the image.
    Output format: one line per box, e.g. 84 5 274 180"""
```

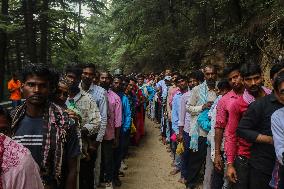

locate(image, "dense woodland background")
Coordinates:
1 0 284 101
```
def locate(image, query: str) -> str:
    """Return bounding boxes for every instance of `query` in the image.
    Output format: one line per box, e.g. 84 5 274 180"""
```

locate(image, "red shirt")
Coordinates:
225 97 251 163
215 90 240 129
225 88 272 164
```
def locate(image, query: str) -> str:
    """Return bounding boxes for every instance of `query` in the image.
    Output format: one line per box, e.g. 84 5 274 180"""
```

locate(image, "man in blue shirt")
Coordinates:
112 76 132 187
170 75 189 180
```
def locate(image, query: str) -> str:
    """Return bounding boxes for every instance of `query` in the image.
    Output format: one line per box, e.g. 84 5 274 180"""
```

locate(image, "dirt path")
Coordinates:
120 119 185 189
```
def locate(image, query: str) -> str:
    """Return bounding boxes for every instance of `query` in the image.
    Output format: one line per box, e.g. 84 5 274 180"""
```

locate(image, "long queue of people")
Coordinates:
0 63 156 189
148 63 284 189
1 61 284 189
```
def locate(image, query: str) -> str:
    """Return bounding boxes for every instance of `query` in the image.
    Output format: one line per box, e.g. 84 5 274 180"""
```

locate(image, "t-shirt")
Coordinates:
7 79 22 100
12 115 44 166
12 114 81 188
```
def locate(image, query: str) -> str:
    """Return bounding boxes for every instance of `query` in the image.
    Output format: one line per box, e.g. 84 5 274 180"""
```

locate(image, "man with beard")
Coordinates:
186 64 218 189
11 63 80 189
80 64 108 187
112 76 132 187
177 71 204 184
213 64 244 189
65 65 101 189
99 72 122 189
236 70 284 189
225 63 271 189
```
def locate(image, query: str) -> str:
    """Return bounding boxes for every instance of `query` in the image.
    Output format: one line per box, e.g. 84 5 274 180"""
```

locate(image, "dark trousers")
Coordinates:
101 140 114 183
114 130 130 179
186 136 207 188
232 156 249 189
155 101 161 124
181 131 190 179
211 169 224 189
249 167 273 189
79 150 97 189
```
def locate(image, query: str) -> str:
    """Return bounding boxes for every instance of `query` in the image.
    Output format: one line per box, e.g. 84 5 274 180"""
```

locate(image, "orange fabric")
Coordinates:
7 79 21 100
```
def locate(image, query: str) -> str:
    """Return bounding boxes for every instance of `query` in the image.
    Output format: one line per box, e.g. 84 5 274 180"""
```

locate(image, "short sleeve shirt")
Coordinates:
12 115 44 166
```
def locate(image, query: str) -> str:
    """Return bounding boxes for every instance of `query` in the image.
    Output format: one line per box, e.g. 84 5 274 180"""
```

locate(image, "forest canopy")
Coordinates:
1 0 284 100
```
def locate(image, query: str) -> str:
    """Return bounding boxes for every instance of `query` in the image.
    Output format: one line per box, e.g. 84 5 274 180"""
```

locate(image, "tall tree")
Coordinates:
40 0 49 64
0 0 9 101
23 0 37 63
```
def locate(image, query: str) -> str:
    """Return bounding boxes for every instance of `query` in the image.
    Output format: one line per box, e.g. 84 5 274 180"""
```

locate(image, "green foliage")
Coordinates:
79 0 284 73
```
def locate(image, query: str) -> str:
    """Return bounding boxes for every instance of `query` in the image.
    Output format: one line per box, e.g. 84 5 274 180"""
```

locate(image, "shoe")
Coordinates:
114 178 122 187
105 182 113 189
121 161 128 170
170 169 180 175
178 178 186 184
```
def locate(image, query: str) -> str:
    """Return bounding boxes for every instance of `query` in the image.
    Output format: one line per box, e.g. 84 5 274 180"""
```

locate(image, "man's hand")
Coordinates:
214 154 223 172
65 109 80 121
202 101 213 110
227 164 238 183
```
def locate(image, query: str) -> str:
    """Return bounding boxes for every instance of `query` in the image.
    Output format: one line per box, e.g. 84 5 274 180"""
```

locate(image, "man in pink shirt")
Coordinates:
100 72 122 189
213 64 244 188
225 63 271 189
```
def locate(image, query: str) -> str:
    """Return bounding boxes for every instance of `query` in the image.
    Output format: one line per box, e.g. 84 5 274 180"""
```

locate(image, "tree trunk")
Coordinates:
40 0 49 64
23 0 37 63
229 0 242 24
15 34 22 70
78 0 82 36
0 0 9 101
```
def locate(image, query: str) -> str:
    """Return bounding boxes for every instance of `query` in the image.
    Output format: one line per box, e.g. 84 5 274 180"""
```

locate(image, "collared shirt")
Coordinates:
215 90 240 129
171 91 182 134
187 83 217 137
237 93 283 174
104 90 122 140
81 83 108 142
178 91 191 133
225 88 271 164
167 85 179 120
118 93 132 132
207 95 222 161
225 97 250 164
67 91 101 136
272 107 284 165
156 79 168 100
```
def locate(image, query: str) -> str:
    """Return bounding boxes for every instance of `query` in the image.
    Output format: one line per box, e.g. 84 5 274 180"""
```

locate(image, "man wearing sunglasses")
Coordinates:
237 71 284 189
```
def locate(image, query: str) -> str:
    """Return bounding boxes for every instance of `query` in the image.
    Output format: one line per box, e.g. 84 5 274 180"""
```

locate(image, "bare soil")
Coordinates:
119 119 185 189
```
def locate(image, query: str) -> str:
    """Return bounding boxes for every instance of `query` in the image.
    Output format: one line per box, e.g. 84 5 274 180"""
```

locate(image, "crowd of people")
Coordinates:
0 61 284 189
150 63 284 189
1 63 156 189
